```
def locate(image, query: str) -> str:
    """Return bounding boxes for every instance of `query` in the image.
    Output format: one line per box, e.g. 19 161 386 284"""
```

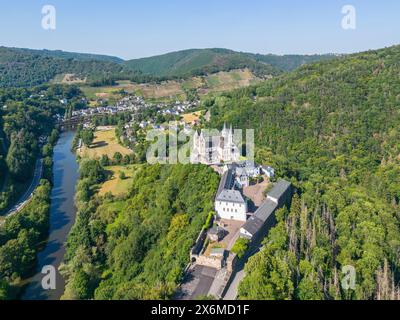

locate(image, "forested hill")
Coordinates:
3 47 124 64
124 48 335 77
124 48 279 78
0 46 335 88
248 53 339 72
0 47 126 88
62 164 219 300
206 44 400 300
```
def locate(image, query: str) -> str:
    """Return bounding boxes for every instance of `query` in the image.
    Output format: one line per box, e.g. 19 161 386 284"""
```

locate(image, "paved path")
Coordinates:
3 159 43 218
222 246 263 300
175 265 218 300
223 269 245 300
208 268 230 298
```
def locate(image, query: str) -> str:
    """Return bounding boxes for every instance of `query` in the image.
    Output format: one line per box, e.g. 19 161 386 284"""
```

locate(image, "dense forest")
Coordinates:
0 180 52 299
249 53 340 72
0 47 130 88
0 127 58 299
205 45 400 299
124 48 336 79
0 85 81 212
0 46 337 88
124 48 281 78
9 47 124 64
61 163 219 299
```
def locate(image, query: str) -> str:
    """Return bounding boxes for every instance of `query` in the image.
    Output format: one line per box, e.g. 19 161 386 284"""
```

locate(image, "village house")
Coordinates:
261 165 275 179
208 226 225 242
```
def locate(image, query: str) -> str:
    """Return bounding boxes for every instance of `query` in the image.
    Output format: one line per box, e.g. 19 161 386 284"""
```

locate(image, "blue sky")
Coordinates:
0 0 399 59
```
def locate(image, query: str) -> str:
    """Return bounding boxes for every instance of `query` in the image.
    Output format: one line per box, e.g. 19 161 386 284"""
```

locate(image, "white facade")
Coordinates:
240 227 254 239
215 189 247 221
215 200 247 221
191 124 240 165
236 174 249 188
262 166 275 178
267 194 279 204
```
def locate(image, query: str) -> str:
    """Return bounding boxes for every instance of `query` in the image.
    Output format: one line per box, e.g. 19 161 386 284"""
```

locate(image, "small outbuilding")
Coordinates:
208 226 225 242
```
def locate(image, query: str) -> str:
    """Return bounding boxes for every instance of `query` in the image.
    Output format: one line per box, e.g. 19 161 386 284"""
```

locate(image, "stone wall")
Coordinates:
191 229 207 258
196 255 224 270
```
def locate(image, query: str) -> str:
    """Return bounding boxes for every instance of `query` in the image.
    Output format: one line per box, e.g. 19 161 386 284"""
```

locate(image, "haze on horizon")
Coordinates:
1 0 399 60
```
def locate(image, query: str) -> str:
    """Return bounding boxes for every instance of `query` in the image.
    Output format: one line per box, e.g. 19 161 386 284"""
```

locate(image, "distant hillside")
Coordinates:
0 47 125 88
3 47 124 64
247 53 339 72
124 48 336 77
0 46 337 88
124 48 282 78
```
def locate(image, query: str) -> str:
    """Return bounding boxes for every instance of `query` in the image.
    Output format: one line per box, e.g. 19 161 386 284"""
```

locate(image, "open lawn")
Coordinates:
80 85 125 104
99 165 136 196
78 128 132 160
181 110 204 125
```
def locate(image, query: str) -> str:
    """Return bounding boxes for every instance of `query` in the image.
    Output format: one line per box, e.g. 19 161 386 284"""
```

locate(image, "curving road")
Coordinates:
4 158 43 217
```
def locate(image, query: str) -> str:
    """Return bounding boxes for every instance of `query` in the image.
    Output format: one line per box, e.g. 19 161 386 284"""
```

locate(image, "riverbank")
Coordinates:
0 130 60 300
0 181 52 300
21 131 79 300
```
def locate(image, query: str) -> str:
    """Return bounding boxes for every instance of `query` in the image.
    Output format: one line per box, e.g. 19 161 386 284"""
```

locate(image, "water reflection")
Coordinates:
22 131 78 300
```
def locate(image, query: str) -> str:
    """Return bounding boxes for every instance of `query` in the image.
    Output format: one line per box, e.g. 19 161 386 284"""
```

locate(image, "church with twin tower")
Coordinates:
190 124 241 165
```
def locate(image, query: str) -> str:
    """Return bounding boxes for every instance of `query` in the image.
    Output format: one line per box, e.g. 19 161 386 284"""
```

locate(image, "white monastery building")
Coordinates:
191 124 240 165
214 169 247 221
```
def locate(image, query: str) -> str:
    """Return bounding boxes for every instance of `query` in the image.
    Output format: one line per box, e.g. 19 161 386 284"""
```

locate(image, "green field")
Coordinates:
78 128 132 160
99 165 136 196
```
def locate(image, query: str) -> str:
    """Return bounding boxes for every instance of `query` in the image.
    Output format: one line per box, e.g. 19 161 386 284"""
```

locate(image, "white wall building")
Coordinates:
262 166 275 179
191 124 240 165
215 189 247 222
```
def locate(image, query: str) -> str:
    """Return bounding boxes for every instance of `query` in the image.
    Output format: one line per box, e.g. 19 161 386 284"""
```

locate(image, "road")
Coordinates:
223 269 245 300
4 159 43 218
223 245 263 300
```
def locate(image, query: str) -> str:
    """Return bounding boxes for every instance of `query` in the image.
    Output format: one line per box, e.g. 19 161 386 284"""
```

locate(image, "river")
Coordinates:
22 131 79 300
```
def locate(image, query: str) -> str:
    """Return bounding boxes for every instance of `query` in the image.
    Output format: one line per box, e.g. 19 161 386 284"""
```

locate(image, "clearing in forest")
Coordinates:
78 128 132 160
